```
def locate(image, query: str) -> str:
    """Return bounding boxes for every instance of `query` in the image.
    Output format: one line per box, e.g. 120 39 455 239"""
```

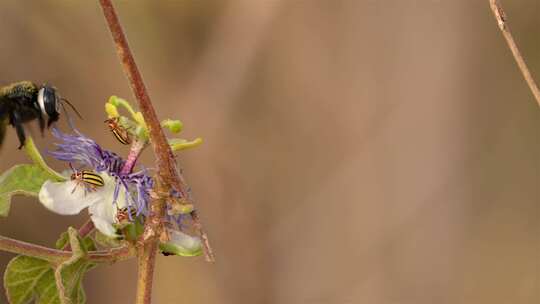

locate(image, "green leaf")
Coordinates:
55 232 69 250
23 137 65 182
3 256 50 304
53 228 92 304
4 229 96 304
0 164 53 217
80 237 96 253
56 231 96 252
37 259 93 304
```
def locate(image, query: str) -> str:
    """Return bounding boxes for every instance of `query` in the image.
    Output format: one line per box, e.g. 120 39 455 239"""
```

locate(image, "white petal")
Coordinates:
87 174 130 236
38 180 100 215
88 199 116 225
90 214 118 237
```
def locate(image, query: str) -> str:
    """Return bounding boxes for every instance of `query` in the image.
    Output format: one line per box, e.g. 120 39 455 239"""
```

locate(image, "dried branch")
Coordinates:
0 235 134 263
0 235 70 263
98 0 215 302
98 1 163 300
489 0 540 107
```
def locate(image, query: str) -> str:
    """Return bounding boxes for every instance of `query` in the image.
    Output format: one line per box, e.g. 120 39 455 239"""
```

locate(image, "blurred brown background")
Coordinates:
0 1 538 303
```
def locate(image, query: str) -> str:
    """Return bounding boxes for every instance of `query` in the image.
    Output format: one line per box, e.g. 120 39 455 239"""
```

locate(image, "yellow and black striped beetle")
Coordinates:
105 117 131 145
115 207 137 224
69 164 104 194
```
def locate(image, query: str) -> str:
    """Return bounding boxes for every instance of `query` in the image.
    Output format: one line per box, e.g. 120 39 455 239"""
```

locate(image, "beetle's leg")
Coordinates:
71 180 80 194
87 184 96 192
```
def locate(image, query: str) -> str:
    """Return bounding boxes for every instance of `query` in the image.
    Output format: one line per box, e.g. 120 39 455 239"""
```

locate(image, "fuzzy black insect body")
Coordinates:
0 81 79 149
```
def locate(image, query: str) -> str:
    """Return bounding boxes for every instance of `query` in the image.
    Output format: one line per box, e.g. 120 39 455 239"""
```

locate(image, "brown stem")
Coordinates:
0 235 134 263
98 0 176 176
87 245 136 263
98 0 215 302
135 241 158 303
0 235 70 263
98 0 213 267
98 0 214 262
489 0 540 107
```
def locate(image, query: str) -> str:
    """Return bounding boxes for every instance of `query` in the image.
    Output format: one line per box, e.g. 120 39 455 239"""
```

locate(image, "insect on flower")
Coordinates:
69 163 105 194
115 207 137 224
105 117 131 145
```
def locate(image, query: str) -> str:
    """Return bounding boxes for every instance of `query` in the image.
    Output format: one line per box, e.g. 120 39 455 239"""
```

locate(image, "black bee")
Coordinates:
0 81 80 149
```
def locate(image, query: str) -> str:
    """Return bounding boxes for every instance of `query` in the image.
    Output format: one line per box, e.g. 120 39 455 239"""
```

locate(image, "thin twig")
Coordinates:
489 0 540 107
0 235 134 263
0 235 70 263
87 245 136 263
77 219 95 238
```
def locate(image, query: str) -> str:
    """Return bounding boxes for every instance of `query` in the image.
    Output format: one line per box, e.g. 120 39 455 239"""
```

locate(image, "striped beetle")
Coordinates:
69 163 104 194
105 117 131 145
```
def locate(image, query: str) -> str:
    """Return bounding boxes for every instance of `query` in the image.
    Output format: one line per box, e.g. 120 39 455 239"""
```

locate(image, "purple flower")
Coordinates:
38 129 153 236
50 128 125 173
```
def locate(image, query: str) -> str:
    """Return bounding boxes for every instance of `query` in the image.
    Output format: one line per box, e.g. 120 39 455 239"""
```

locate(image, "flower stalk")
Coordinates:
121 139 147 175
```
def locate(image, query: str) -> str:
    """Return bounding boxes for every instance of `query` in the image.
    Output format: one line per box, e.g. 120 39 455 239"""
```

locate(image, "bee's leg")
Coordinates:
0 119 6 148
10 111 26 149
38 115 45 136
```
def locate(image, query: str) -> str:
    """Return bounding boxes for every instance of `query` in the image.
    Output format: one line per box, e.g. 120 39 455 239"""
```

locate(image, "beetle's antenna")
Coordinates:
61 98 83 119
